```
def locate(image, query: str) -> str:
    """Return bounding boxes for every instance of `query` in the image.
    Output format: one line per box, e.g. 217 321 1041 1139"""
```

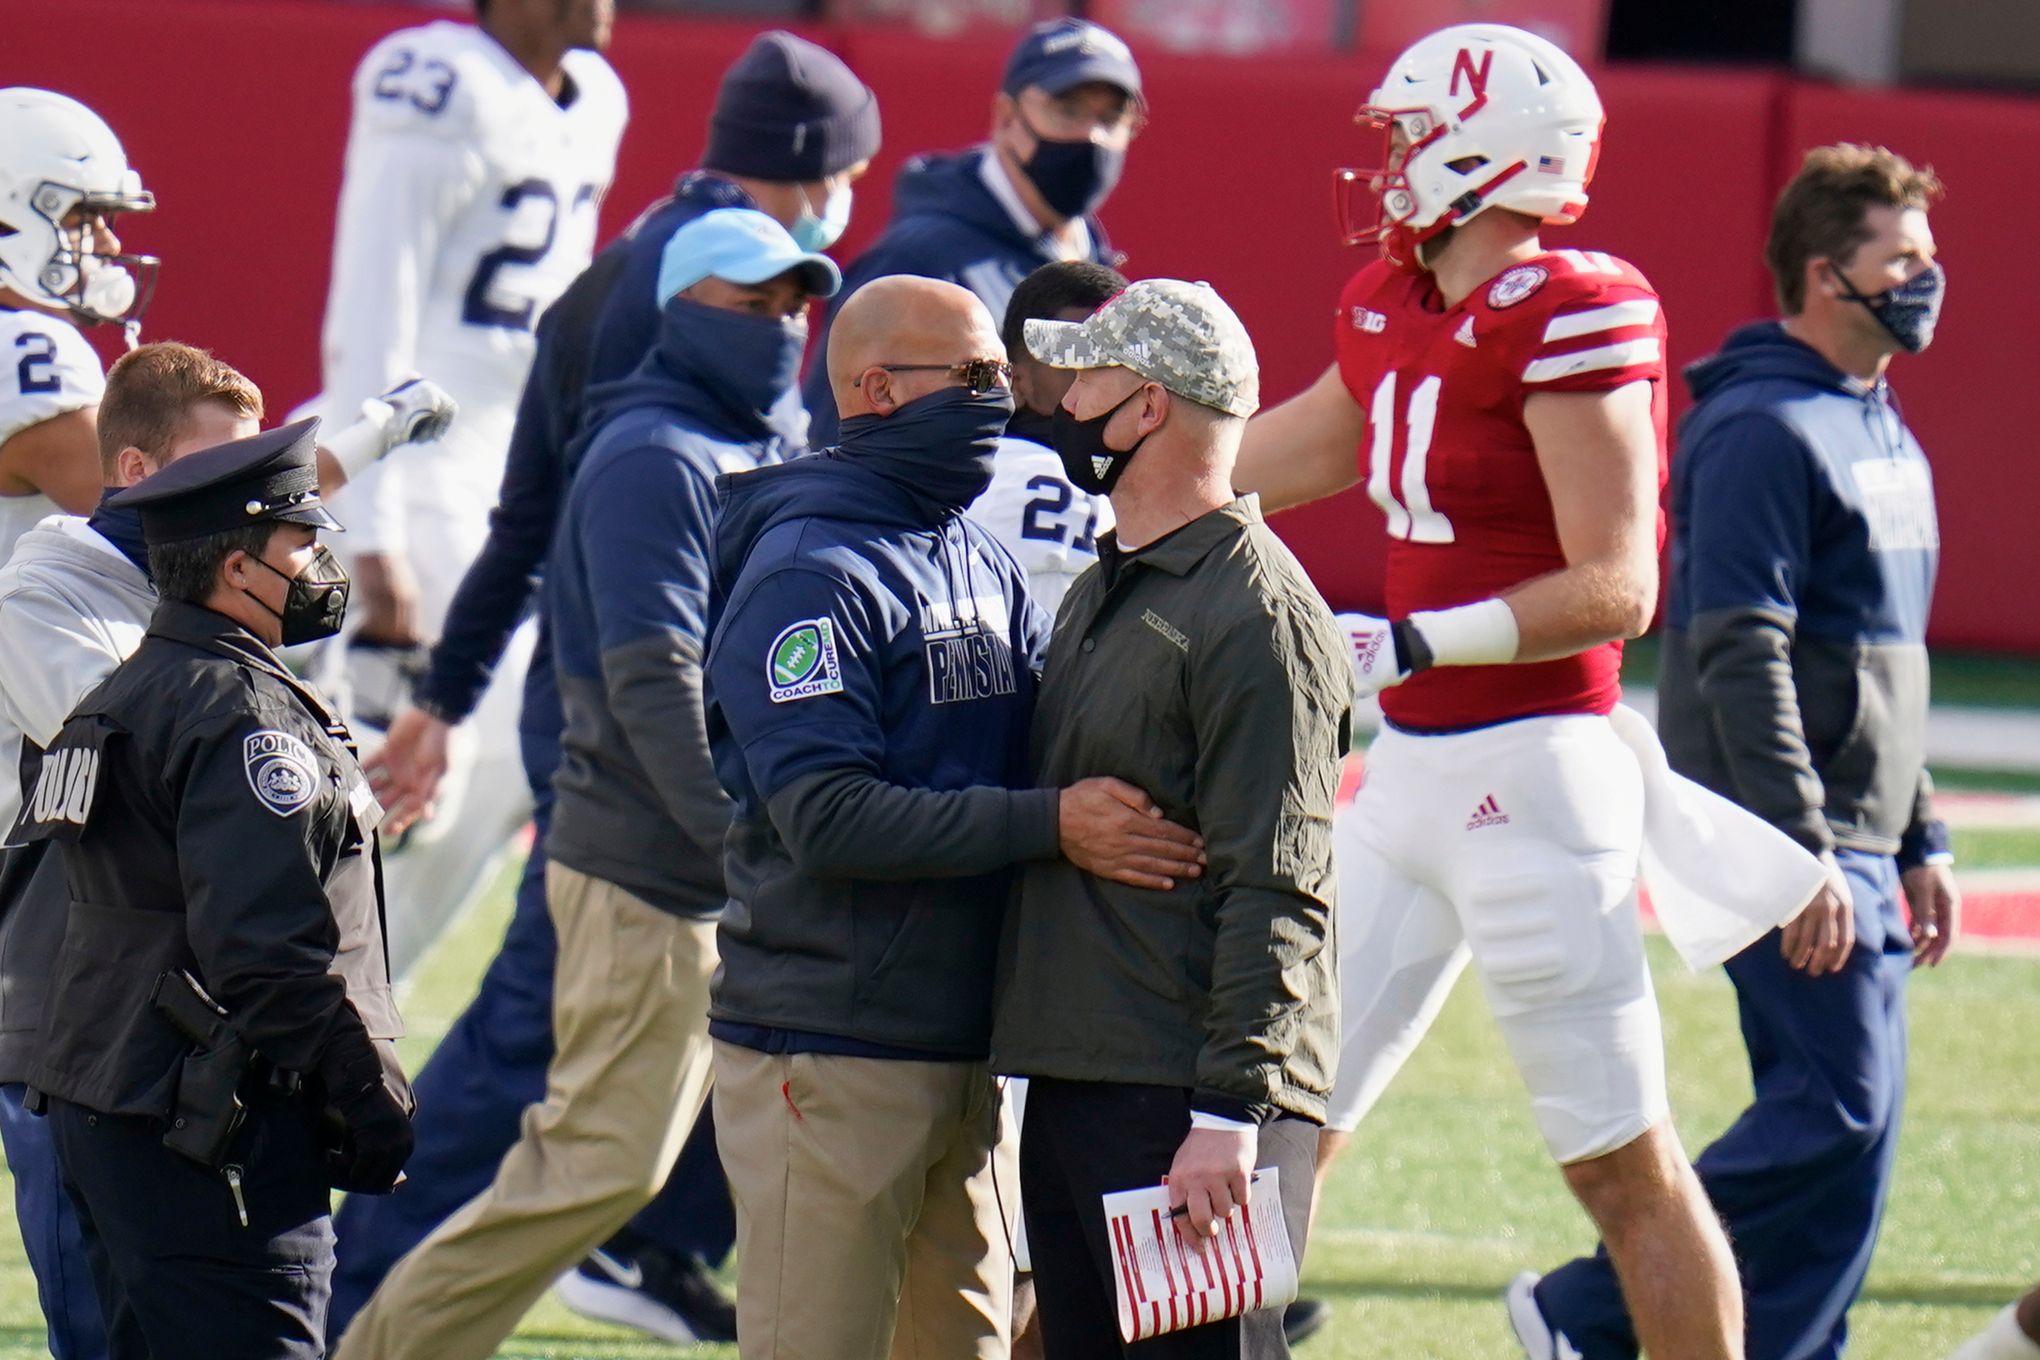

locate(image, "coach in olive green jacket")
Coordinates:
990 280 1347 1350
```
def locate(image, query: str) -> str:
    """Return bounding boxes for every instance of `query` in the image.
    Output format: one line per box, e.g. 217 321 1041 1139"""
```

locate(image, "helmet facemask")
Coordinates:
18 178 159 337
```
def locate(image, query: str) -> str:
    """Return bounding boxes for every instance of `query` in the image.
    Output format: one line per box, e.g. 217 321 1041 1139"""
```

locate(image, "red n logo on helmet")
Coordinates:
1450 48 1493 120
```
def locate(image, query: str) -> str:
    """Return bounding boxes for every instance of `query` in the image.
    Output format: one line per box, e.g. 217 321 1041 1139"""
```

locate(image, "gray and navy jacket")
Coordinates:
801 148 1120 444
704 450 1055 1058
1659 321 1947 865
542 303 797 917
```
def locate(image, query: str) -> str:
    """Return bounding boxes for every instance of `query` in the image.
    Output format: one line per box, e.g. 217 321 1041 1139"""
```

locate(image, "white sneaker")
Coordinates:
1505 1272 1583 1360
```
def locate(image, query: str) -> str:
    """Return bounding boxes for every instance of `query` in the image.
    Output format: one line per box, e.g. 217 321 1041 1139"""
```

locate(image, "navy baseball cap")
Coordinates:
112 417 340 544
1001 20 1142 102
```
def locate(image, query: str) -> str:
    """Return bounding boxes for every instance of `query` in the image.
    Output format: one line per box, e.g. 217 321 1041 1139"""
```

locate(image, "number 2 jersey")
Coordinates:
315 21 626 543
1334 249 1670 731
0 308 103 565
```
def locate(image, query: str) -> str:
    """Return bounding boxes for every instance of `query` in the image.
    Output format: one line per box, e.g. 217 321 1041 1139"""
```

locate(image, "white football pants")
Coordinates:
1325 713 1669 1165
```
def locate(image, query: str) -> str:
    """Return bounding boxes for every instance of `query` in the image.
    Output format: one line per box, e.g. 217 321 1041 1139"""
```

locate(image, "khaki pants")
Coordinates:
713 1041 1016 1360
335 863 718 1360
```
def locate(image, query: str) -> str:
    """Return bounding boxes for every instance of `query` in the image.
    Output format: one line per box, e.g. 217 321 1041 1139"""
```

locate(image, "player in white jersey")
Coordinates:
313 0 627 970
0 89 157 569
967 260 1123 618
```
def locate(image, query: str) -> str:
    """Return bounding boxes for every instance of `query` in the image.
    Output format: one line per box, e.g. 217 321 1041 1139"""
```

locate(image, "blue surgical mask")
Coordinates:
1833 260 1945 354
791 180 852 252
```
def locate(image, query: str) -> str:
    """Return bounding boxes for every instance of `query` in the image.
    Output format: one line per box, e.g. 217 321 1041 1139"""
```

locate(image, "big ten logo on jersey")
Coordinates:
1349 305 1388 335
919 591 1018 705
1020 474 1100 554
1852 457 1940 553
20 745 101 834
463 178 603 332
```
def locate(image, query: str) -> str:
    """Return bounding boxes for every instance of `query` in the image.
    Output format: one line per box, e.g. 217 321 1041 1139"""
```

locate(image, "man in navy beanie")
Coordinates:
329 30 881 1348
802 17 1141 443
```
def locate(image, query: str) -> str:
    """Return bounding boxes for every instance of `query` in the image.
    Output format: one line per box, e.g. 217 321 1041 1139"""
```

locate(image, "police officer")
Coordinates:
10 418 413 1360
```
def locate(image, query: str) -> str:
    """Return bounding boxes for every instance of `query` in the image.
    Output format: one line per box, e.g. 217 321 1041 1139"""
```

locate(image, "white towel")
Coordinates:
1607 704 1827 970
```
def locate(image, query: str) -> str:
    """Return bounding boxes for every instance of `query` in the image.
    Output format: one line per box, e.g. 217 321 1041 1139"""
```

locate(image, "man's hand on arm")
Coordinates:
1166 1120 1257 1241
1057 777 1205 890
363 705 452 836
1902 861 1960 967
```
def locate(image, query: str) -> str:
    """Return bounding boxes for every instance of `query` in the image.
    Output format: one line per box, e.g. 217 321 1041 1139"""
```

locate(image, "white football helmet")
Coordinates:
0 88 157 329
1335 25 1604 273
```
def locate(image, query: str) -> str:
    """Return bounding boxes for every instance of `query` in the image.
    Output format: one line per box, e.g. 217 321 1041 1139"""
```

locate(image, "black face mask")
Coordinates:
1050 386 1149 495
1016 115 1125 221
1831 260 1946 354
245 544 351 646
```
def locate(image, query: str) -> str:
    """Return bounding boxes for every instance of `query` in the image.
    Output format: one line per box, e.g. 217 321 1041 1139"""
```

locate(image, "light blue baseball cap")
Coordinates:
655 207 842 308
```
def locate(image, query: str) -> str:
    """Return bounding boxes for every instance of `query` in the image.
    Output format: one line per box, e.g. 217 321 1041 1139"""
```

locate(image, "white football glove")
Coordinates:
323 377 459 482
372 376 459 450
1335 611 1423 700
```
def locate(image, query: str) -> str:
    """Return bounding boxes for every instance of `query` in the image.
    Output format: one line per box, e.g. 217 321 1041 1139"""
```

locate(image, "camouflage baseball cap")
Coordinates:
1024 278 1260 418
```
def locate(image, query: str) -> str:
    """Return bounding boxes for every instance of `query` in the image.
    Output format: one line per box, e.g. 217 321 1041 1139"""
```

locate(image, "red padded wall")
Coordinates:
2 1 2033 648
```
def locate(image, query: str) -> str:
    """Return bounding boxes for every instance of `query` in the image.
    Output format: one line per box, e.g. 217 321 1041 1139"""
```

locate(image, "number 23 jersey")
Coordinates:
1334 249 1670 731
320 21 627 423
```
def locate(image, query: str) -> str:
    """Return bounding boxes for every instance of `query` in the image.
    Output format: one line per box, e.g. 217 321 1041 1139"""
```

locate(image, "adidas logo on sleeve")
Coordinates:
1466 795 1510 830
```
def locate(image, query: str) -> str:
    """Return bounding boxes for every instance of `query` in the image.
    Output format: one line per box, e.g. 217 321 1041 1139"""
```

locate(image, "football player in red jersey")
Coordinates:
1235 24 1752 1360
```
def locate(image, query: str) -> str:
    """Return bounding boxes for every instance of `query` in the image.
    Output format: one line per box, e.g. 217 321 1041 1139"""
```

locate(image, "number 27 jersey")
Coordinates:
1334 249 1670 731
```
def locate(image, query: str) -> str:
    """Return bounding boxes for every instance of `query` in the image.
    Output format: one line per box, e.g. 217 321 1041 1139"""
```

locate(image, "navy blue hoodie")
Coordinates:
1659 321 1944 862
703 421 1058 1056
800 148 1121 444
543 296 799 918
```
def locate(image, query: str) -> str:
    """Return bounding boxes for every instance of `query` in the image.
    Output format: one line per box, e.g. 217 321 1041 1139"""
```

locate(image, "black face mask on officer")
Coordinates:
242 543 351 646
1050 383 1153 496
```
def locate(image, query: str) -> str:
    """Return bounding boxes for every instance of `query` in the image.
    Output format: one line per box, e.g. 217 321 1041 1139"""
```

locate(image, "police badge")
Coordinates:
243 730 320 817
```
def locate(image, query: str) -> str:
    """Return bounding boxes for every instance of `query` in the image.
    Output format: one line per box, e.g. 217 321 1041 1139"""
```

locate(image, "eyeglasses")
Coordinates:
871 359 1015 395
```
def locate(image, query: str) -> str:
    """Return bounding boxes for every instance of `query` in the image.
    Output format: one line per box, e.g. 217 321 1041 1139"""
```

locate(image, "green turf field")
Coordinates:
2 855 2030 1360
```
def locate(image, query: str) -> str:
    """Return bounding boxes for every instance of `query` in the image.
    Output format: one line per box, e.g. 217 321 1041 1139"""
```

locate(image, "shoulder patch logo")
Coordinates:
768 618 844 703
1349 305 1388 334
244 730 320 818
1487 264 1549 310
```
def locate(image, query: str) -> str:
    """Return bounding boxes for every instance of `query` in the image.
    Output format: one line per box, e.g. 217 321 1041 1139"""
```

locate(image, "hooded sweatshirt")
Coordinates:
703 404 1057 1057
1659 321 1943 863
801 148 1121 444
542 295 802 917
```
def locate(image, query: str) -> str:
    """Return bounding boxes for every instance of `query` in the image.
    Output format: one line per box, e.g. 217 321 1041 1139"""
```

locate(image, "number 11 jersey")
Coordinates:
1334 249 1670 730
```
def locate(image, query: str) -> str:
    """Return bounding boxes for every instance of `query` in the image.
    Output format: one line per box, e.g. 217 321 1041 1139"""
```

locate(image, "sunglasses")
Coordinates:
873 359 1015 395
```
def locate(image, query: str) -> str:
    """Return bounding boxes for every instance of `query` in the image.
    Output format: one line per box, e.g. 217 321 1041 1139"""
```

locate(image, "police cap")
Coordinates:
110 417 341 544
